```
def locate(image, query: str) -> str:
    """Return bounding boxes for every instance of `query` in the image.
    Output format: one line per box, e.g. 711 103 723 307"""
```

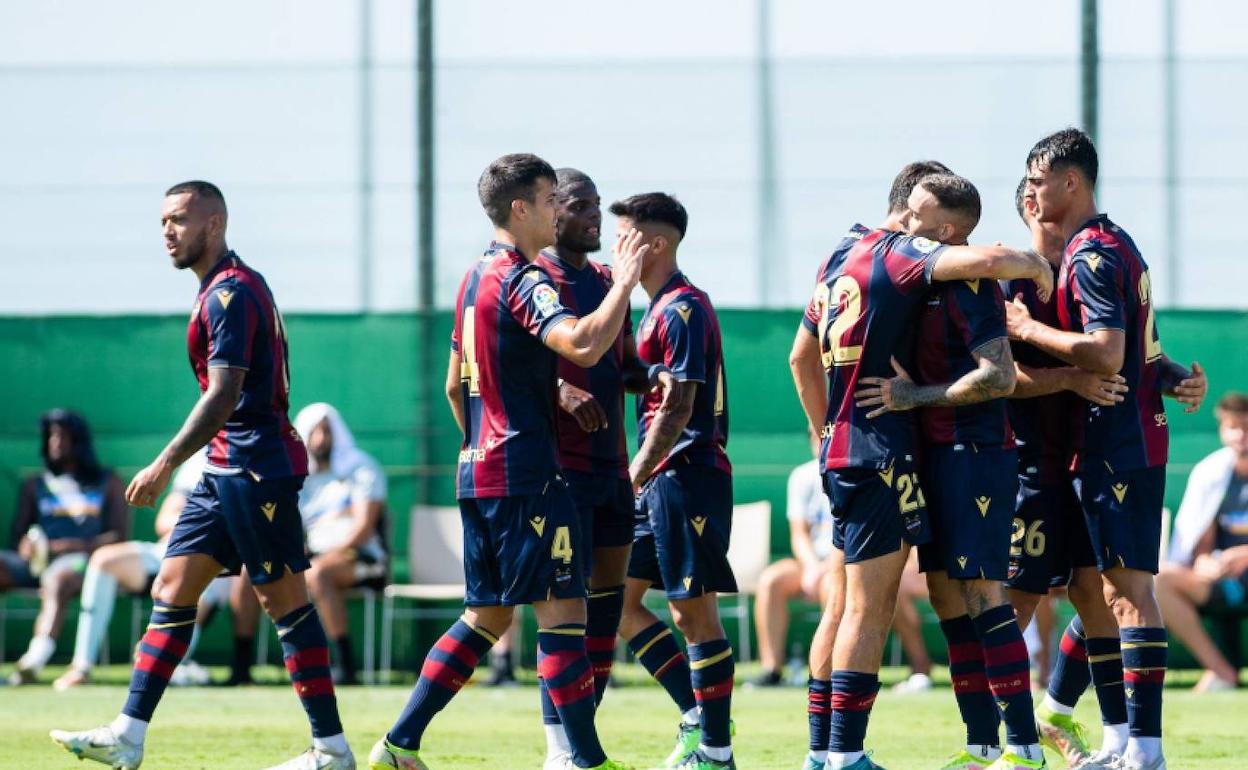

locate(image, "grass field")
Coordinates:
2 665 1244 770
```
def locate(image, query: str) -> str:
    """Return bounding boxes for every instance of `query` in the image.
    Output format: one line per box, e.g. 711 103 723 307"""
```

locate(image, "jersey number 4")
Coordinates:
815 276 864 367
460 306 482 395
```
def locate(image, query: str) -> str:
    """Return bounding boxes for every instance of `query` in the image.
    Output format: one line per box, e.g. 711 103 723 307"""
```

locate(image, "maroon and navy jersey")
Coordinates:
916 279 1015 448
1005 264 1076 483
1056 215 1168 471
635 271 731 477
187 252 307 479
536 250 630 480
802 224 945 470
452 242 576 498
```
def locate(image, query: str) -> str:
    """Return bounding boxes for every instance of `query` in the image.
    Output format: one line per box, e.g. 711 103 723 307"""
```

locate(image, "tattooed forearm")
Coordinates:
891 338 1016 410
630 382 696 486
158 367 244 467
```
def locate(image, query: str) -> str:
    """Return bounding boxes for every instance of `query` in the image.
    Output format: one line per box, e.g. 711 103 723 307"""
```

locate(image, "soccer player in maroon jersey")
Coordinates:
790 159 948 770
368 154 646 770
1006 128 1207 770
612 193 736 770
790 166 1052 770
533 168 675 768
862 173 1044 770
51 181 354 770
1006 177 1137 768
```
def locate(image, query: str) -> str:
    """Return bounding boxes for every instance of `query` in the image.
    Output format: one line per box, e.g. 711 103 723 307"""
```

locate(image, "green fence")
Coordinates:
2 309 1246 667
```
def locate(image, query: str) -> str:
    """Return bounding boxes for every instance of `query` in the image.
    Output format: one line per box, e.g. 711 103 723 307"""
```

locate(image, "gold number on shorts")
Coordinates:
460 306 481 395
1010 518 1046 558
896 472 926 513
551 525 573 564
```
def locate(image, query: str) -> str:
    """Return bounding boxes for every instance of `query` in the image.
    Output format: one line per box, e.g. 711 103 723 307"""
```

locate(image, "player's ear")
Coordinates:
510 197 527 224
651 234 668 256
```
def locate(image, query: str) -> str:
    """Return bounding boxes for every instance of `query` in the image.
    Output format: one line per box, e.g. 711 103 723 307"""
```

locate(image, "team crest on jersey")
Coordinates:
911 237 941 254
533 284 562 319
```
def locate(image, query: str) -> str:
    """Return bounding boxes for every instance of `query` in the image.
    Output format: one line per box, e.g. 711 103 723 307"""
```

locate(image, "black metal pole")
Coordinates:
1081 0 1099 143
416 0 435 504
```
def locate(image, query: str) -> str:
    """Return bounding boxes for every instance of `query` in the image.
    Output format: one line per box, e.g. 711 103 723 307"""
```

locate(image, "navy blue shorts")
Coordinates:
459 479 586 607
564 469 636 562
1006 473 1097 594
1074 465 1166 574
165 473 309 585
628 464 736 599
823 456 930 565
917 445 1018 581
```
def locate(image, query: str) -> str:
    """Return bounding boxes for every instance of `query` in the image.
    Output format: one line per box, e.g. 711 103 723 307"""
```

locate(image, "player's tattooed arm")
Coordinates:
1011 363 1127 406
126 366 245 507
628 381 697 488
854 339 1016 418
1158 355 1206 413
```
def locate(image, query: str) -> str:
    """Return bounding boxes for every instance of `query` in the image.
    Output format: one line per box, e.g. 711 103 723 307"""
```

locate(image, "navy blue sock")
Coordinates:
1086 635 1129 726
1047 615 1091 708
808 677 832 753
940 615 1000 747
628 620 697 714
689 639 734 749
537 624 605 768
1121 626 1167 738
276 604 342 738
122 601 196 721
973 604 1038 746
586 585 624 705
387 618 496 750
828 671 880 753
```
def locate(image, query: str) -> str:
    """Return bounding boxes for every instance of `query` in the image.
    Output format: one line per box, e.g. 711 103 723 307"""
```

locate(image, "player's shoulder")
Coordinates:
1068 215 1138 265
660 278 713 325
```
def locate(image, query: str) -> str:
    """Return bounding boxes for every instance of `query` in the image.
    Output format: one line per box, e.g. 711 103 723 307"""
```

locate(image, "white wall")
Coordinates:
1 0 1244 313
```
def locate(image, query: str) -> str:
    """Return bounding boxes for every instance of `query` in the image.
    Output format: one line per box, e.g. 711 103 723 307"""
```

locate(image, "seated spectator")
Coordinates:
53 451 227 690
752 434 837 685
1 410 130 684
230 403 388 685
1157 391 1248 691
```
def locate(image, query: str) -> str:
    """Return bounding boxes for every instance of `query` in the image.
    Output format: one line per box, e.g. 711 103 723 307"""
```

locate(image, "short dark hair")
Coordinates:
888 160 952 214
554 167 594 194
477 153 557 227
1027 127 1098 186
916 173 982 231
1014 176 1028 222
1216 392 1248 416
608 193 688 239
165 180 227 218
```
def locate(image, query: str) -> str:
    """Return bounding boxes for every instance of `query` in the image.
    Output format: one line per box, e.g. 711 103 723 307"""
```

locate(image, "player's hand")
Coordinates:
1004 294 1034 340
1194 553 1227 580
1030 253 1054 302
854 356 916 418
653 370 678 413
558 381 608 432
126 458 174 508
800 564 827 598
17 535 34 561
611 228 650 290
1172 361 1207 413
1068 370 1128 406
